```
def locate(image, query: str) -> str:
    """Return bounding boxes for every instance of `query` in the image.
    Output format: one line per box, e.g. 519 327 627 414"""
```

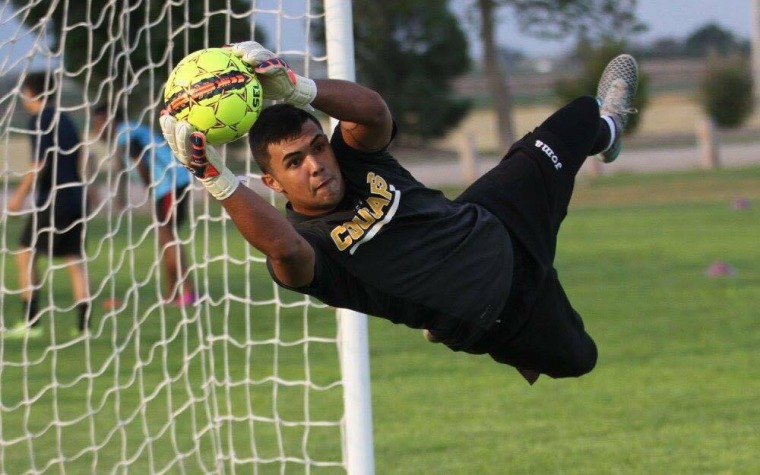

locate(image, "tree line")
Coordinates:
631 22 749 59
11 0 753 143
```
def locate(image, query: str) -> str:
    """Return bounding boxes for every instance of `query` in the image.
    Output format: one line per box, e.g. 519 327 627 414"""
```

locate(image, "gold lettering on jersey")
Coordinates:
368 172 392 200
330 172 401 254
345 221 364 240
330 225 351 251
366 196 390 218
353 208 377 229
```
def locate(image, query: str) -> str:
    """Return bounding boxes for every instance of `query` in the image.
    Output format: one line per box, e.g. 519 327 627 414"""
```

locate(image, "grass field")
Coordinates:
371 167 760 474
2 166 760 474
0 203 346 474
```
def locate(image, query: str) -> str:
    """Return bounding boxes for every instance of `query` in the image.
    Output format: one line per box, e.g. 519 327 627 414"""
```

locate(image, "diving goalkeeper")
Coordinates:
160 42 639 384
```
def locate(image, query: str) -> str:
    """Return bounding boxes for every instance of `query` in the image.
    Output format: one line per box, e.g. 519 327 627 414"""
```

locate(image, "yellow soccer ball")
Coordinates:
164 47 263 144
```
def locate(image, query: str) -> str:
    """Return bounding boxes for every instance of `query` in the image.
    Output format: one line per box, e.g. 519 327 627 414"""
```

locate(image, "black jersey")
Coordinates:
28 108 84 213
269 125 514 349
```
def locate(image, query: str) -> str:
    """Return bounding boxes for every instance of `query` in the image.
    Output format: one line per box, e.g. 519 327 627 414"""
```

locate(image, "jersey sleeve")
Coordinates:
265 229 367 312
329 122 397 160
265 231 326 293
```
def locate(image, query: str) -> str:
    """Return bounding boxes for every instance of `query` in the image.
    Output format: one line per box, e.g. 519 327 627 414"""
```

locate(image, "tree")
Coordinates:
684 23 747 57
347 0 472 143
10 0 264 113
476 0 515 151
462 0 646 149
646 37 686 58
700 55 754 128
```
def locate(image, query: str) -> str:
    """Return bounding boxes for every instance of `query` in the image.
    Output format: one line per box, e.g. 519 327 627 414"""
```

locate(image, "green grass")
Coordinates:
373 167 760 474
3 167 760 474
1 207 344 474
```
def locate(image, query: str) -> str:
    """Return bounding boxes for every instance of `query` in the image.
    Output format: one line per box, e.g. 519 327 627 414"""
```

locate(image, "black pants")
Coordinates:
155 184 191 225
20 206 85 257
454 96 609 378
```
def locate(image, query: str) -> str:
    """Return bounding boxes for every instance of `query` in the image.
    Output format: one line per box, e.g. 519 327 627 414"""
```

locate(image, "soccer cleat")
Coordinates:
2 321 43 340
596 54 639 163
174 291 197 308
69 327 89 338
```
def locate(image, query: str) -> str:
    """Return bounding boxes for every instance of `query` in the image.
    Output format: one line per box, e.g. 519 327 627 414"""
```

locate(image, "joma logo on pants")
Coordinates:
535 140 563 170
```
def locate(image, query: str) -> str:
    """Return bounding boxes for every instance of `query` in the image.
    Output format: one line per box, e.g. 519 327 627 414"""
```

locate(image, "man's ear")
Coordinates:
261 173 285 194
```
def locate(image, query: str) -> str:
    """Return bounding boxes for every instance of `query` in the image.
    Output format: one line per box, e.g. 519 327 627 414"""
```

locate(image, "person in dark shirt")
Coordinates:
5 72 90 339
160 42 638 384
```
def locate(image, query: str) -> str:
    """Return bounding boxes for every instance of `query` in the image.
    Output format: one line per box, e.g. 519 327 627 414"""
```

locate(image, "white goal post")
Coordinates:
0 0 374 473
325 2 376 474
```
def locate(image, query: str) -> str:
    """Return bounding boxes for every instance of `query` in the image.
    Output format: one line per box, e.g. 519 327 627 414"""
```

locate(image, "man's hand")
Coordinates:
228 41 317 107
159 113 239 200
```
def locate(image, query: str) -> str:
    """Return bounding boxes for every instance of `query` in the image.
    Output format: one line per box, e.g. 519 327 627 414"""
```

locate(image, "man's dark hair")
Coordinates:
21 72 50 97
248 103 323 173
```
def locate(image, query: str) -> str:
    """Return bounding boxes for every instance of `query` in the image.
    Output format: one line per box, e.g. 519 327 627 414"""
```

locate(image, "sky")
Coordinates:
454 0 754 57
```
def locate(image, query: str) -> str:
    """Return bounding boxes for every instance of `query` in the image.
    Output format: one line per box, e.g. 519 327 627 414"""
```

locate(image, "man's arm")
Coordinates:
159 115 314 288
230 42 394 152
7 168 37 212
311 79 393 153
221 185 314 287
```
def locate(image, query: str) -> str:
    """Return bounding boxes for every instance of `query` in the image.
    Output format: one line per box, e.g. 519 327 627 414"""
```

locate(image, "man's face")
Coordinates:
19 87 36 113
261 120 344 216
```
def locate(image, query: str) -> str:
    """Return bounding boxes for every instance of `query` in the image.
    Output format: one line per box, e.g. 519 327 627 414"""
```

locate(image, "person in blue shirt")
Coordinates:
94 105 196 307
5 72 91 339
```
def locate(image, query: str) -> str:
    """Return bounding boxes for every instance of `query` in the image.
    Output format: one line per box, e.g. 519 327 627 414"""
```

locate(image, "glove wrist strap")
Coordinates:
201 166 239 200
286 76 317 107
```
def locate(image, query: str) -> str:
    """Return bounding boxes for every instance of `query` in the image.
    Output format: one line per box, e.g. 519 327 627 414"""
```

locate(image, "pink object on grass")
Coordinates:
705 262 736 277
732 198 750 210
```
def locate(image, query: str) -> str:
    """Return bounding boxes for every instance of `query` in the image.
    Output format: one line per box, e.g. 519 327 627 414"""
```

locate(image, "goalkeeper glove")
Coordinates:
159 114 239 200
229 41 317 107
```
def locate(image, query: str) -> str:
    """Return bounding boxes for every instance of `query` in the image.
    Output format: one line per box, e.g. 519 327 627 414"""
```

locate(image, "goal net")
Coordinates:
0 0 373 473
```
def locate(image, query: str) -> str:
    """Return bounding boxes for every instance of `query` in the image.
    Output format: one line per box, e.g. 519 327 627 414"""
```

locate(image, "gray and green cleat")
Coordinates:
596 54 639 163
2 321 43 340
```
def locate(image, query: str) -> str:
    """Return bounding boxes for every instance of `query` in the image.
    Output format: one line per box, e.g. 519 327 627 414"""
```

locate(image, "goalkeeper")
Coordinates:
160 42 639 383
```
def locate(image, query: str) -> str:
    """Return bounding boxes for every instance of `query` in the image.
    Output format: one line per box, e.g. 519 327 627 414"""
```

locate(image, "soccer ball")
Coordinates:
163 47 263 144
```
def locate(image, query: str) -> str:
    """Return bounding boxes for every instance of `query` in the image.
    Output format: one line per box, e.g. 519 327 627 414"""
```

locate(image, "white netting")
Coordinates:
0 1 363 473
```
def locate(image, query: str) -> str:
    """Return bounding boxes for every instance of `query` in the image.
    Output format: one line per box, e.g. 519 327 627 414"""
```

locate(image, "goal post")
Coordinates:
324 1 376 474
0 0 374 473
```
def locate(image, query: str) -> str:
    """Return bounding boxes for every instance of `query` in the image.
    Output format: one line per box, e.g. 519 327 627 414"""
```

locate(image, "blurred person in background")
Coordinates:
93 105 196 307
5 72 90 339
